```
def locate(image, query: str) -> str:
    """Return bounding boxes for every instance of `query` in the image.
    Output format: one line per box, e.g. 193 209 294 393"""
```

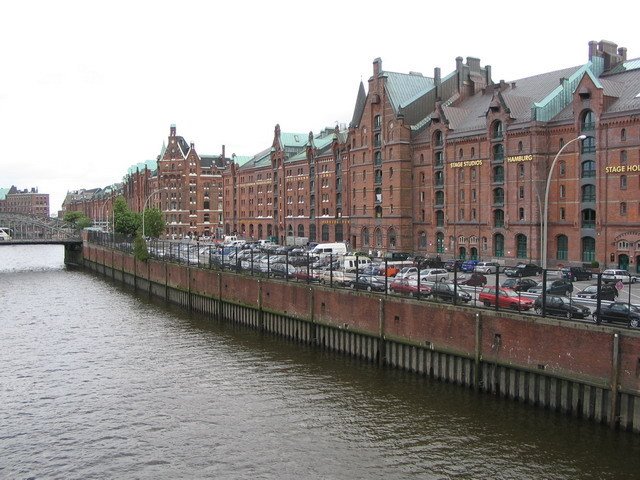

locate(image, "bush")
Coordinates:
590 260 600 269
133 234 149 261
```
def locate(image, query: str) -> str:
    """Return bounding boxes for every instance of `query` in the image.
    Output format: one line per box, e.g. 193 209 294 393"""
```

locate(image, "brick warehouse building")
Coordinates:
0 186 50 217
67 39 640 270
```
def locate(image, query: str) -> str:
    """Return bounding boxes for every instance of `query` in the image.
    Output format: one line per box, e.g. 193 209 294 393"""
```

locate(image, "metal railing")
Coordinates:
86 231 640 330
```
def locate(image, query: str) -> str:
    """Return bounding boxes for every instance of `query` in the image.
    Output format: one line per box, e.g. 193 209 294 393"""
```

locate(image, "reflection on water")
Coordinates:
1 245 640 479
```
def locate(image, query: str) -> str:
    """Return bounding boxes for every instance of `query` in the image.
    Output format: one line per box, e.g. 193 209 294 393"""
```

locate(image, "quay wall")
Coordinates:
81 243 640 432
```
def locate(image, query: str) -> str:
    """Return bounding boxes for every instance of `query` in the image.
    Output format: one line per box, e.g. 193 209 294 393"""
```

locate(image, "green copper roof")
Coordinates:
0 187 10 200
233 155 253 167
383 71 435 112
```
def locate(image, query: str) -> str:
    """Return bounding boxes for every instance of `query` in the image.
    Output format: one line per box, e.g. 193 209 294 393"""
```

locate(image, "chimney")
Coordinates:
170 124 176 137
434 67 441 86
455 56 463 71
618 47 627 62
190 142 194 150
222 145 226 159
588 40 598 59
466 57 481 71
373 57 382 77
485 65 492 85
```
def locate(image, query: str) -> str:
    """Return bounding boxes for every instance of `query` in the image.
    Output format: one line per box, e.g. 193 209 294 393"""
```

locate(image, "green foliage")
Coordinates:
113 196 141 236
591 260 600 269
143 207 165 238
64 210 92 229
133 234 149 261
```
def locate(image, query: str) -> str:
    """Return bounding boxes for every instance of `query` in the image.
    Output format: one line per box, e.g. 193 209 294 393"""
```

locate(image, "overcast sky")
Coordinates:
2 0 639 213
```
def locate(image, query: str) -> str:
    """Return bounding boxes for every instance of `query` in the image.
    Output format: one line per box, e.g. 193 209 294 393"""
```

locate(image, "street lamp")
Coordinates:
541 134 587 270
99 198 111 232
142 188 167 238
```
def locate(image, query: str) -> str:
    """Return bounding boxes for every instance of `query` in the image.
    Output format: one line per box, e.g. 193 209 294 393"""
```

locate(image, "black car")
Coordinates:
593 302 640 328
503 263 543 277
528 279 574 296
348 275 387 292
575 284 619 301
501 277 538 292
428 282 472 303
561 266 593 281
444 259 464 272
533 295 591 319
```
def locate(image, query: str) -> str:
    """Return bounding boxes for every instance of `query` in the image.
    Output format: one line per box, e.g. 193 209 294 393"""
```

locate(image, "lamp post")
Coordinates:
541 134 587 270
99 198 111 232
142 188 167 238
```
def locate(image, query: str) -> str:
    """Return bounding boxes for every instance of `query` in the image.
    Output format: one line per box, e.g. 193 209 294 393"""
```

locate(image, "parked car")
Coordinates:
501 277 538 292
444 259 464 272
396 266 419 280
503 263 543 277
528 279 574 296
459 272 487 287
348 275 387 292
478 287 535 310
474 262 500 274
389 278 431 297
413 268 450 283
561 266 593 282
593 302 640 328
576 284 619 301
429 282 472 303
460 260 479 273
601 269 638 284
533 295 591 319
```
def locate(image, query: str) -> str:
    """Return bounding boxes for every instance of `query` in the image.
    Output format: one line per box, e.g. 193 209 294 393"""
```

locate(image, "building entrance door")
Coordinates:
618 254 629 270
458 247 466 260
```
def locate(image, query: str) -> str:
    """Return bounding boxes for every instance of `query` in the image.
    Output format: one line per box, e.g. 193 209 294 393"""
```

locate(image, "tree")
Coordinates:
133 233 149 261
64 210 93 229
113 196 140 236
143 207 165 238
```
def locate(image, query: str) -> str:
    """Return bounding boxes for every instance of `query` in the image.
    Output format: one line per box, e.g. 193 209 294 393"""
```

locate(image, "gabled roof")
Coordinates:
599 64 640 113
383 71 435 113
237 148 272 171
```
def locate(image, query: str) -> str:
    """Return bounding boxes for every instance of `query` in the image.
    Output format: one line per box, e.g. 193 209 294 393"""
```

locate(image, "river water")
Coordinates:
2 244 640 479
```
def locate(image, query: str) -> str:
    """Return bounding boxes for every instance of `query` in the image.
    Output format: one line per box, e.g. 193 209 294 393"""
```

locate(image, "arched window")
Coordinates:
621 128 626 141
581 160 596 178
557 234 568 260
435 171 444 186
493 165 504 183
581 110 595 131
620 175 627 190
493 143 504 161
436 232 444 253
388 228 396 248
581 136 596 154
435 191 444 205
518 207 525 220
581 184 596 202
620 202 627 215
581 209 596 229
287 224 294 237
459 148 463 159
471 147 475 158
374 151 382 165
518 163 525 178
621 150 628 164
518 141 523 152
433 130 443 147
494 233 505 257
492 121 503 139
375 228 383 247
335 224 343 242
559 161 566 176
435 210 444 227
362 227 370 246
493 187 504 204
321 224 329 241
297 224 304 237
435 151 444 167
494 209 504 228
516 234 527 258
420 153 424 164
418 231 427 249
375 187 382 203
581 236 596 262
375 205 383 218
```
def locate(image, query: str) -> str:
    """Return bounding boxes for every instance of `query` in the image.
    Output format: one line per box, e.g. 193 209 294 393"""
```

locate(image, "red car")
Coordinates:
478 286 534 310
389 278 431 297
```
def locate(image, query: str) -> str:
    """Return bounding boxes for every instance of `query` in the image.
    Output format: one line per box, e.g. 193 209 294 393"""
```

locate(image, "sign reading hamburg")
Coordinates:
506 154 533 162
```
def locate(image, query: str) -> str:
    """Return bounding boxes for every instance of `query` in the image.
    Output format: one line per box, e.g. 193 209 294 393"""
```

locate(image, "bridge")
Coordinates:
0 213 82 245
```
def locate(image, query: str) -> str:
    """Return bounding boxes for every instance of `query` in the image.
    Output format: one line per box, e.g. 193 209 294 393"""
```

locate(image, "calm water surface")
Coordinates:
2 244 640 479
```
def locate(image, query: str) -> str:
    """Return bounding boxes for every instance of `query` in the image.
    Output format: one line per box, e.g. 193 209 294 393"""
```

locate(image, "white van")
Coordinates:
341 255 371 272
0 227 11 241
309 242 348 257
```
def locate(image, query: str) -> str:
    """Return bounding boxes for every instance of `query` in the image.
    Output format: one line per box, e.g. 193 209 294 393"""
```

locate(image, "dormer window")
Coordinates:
491 121 503 139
